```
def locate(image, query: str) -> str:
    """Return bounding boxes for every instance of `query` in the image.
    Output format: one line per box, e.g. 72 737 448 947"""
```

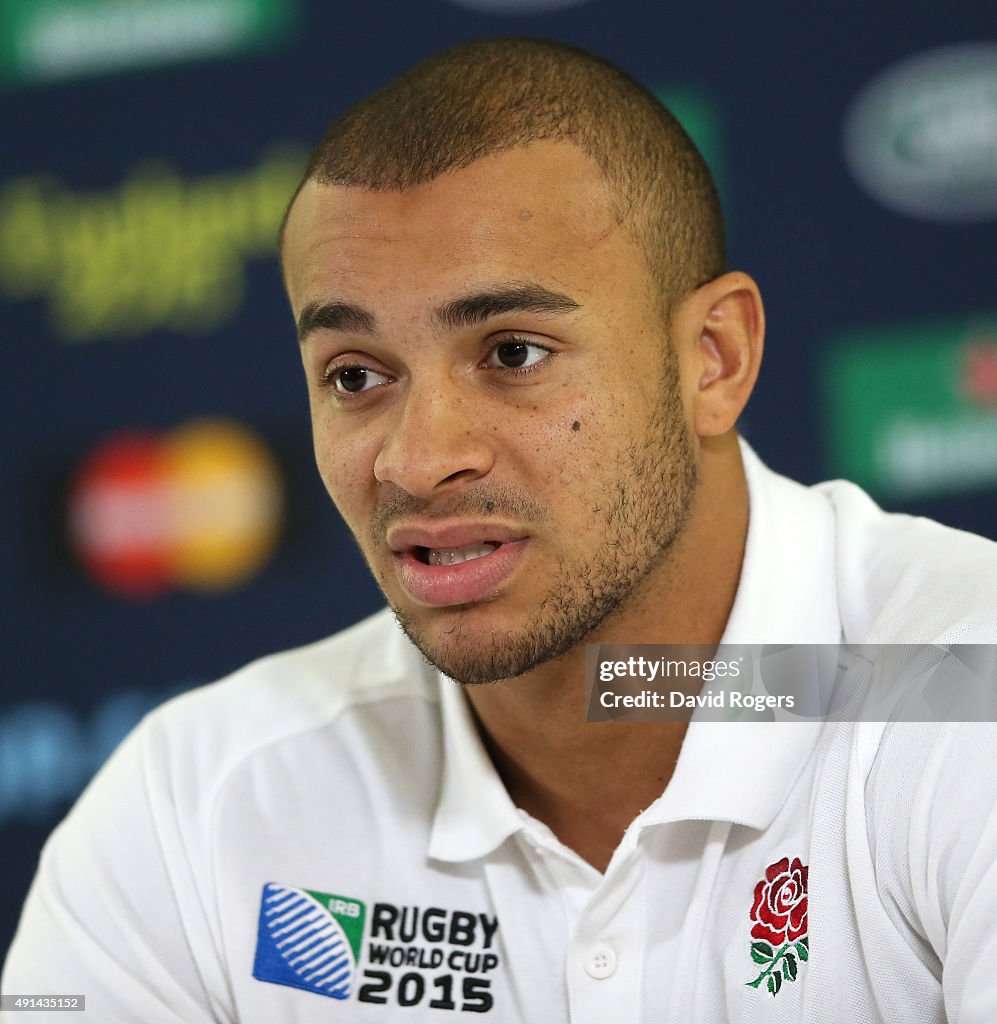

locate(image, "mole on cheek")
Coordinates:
571 420 581 432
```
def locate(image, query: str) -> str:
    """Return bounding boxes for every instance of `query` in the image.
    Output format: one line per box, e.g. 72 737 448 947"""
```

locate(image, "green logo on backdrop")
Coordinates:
0 0 297 85
823 317 997 499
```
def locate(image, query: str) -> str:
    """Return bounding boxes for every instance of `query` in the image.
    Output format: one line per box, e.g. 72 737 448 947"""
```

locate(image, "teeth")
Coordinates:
427 543 498 567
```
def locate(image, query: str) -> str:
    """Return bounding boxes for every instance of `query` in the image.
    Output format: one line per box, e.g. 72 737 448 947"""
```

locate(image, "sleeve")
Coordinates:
867 720 997 1024
1 716 232 1023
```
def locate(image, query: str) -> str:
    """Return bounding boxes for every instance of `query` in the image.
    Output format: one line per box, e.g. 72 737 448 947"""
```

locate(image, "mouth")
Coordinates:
413 542 501 567
387 526 529 608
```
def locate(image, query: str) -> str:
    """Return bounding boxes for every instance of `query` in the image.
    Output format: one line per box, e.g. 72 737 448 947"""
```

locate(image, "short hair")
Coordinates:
282 38 725 315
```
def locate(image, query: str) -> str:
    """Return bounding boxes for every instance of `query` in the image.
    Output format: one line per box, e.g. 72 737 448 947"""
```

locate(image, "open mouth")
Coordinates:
413 542 501 566
394 535 528 606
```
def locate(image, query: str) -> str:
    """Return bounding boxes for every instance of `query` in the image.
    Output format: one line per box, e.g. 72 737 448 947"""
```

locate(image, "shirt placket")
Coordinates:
546 831 647 1024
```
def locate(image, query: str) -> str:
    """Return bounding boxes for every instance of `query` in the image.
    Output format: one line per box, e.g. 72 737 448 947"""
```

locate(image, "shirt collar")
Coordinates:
428 669 524 862
722 440 841 647
638 440 842 831
429 440 843 860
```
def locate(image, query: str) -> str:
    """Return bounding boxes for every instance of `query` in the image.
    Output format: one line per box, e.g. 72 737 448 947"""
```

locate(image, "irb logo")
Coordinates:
329 897 362 918
253 883 367 1000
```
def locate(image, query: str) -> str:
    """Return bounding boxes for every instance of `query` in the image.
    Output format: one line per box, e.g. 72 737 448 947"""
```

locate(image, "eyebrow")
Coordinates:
296 301 376 341
296 284 581 343
434 284 581 331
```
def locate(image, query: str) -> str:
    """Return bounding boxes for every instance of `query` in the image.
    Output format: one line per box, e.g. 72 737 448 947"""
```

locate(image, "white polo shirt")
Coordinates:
5 444 997 1023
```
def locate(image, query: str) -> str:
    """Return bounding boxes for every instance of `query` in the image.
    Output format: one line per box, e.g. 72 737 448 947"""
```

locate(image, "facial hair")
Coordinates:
369 346 698 684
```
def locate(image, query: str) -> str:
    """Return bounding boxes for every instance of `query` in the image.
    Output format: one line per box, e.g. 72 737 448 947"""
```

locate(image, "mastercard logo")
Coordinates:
68 419 284 598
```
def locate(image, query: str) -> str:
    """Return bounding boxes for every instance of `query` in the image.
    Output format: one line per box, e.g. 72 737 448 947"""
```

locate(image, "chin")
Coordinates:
393 606 512 684
391 602 584 686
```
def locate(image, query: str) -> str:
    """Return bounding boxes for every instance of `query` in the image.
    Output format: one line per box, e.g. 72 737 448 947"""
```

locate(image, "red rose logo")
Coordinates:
750 856 808 946
746 856 810 997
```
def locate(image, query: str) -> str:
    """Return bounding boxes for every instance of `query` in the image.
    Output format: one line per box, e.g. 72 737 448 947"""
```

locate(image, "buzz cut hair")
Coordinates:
281 37 726 316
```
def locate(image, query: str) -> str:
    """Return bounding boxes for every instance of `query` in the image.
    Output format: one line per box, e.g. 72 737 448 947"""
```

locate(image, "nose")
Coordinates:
373 381 495 499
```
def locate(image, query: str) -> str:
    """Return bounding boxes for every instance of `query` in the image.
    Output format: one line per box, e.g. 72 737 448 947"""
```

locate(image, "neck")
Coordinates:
464 436 749 871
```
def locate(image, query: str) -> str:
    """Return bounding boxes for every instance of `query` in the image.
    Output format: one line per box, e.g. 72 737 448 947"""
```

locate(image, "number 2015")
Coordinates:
358 971 494 1013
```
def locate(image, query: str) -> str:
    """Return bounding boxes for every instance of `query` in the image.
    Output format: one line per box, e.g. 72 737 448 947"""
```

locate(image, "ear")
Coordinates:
674 271 765 438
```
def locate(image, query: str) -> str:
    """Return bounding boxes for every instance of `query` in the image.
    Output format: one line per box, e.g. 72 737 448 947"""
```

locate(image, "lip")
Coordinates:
387 520 528 553
395 540 529 607
387 520 530 607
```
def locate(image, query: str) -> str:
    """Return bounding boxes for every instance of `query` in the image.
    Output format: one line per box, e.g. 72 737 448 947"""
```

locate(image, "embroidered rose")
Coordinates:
749 856 808 946
746 856 810 998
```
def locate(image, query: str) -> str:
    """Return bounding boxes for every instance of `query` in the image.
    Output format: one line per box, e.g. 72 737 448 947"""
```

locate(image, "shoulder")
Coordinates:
1 613 437 1016
157 605 430 724
130 607 436 808
813 477 997 642
35 607 438 896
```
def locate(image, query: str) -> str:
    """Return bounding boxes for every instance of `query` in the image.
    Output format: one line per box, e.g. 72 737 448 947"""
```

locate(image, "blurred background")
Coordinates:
1 0 995 957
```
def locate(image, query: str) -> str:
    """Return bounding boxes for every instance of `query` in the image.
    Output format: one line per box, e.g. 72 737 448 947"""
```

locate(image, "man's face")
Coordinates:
283 142 700 683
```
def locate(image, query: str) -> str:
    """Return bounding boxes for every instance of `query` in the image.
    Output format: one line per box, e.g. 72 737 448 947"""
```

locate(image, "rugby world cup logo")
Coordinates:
253 883 366 1000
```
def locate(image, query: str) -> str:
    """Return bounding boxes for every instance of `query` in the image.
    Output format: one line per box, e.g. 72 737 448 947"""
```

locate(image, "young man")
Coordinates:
5 39 997 1022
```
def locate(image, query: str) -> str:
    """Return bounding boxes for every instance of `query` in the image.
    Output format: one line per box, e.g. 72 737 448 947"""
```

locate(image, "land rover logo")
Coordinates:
843 43 997 222
443 0 593 12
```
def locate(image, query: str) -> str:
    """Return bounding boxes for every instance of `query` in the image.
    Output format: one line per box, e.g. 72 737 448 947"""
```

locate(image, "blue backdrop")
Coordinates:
2 0 996 957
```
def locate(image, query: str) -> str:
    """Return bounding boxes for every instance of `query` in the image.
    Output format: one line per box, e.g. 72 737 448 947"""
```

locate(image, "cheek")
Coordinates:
518 393 626 478
311 422 379 520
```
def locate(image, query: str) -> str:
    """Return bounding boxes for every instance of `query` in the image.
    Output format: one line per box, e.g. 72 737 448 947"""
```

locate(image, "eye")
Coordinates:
325 365 392 395
485 339 552 370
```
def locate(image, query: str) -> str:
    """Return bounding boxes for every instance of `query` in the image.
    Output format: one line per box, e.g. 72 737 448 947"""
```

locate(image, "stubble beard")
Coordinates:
385 348 700 685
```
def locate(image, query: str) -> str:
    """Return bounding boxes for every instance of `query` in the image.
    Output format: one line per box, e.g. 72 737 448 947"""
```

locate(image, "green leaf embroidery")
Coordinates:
751 941 775 964
747 939 808 993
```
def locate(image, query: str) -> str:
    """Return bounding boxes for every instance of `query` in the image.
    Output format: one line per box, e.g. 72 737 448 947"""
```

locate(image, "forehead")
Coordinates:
281 142 640 314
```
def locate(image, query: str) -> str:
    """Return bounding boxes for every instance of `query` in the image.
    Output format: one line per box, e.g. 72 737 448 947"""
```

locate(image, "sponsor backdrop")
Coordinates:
1 0 994 957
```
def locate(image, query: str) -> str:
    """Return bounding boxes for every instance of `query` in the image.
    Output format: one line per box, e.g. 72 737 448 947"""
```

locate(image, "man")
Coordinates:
5 38 997 1023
